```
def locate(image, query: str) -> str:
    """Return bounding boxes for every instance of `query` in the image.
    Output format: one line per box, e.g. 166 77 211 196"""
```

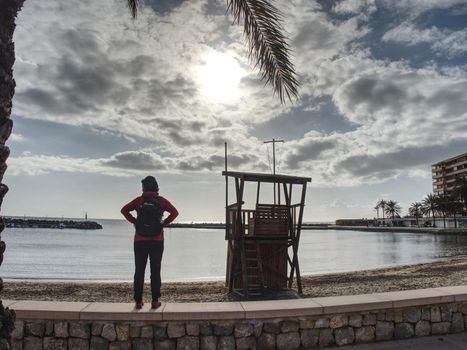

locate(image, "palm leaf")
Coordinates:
126 0 299 103
127 0 140 18
227 0 299 103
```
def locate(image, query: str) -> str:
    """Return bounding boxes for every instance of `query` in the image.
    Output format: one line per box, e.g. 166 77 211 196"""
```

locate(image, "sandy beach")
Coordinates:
2 257 467 303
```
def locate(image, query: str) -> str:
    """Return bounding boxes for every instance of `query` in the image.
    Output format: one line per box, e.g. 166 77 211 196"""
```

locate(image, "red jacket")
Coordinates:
121 191 179 241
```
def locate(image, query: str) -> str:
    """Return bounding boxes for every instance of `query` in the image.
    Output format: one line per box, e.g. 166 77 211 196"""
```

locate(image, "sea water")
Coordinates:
2 219 467 281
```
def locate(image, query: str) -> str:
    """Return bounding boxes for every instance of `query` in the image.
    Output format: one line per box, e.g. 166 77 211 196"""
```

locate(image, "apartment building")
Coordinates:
432 151 467 196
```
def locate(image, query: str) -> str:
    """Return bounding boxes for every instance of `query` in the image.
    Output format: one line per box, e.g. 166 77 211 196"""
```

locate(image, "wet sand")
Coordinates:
3 258 467 303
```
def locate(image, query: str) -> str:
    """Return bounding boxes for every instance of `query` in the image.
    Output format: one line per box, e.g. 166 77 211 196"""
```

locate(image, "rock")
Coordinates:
431 307 441 322
55 322 69 338
69 337 89 350
168 323 186 338
129 324 141 338
415 321 430 337
252 321 263 337
200 336 216 350
349 314 362 328
177 336 199 350
90 336 109 350
234 323 253 338
440 304 453 322
330 315 348 329
213 322 234 336
299 319 314 329
276 332 300 350
314 318 329 329
25 322 45 337
386 310 394 322
431 322 451 335
199 322 212 336
154 325 168 340
132 338 152 350
109 341 131 350
45 321 54 336
355 326 375 343
102 324 117 342
461 303 467 315
11 321 24 339
92 323 105 336
258 333 275 350
335 327 354 346
394 310 403 323
363 314 376 326
376 321 394 341
115 324 129 341
69 322 91 339
452 312 464 333
280 320 299 333
156 340 176 350
186 323 200 337
421 307 431 321
141 326 153 338
235 336 256 350
217 336 235 350
23 336 42 350
318 329 334 347
263 322 280 334
300 329 319 348
377 312 385 321
43 337 67 350
394 322 414 339
403 308 421 323
11 340 23 350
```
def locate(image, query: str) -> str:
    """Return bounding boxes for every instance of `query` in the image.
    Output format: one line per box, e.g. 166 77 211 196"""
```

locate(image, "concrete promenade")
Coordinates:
337 332 467 349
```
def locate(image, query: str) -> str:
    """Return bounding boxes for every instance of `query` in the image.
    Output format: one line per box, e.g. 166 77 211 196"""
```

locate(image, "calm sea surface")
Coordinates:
3 219 467 282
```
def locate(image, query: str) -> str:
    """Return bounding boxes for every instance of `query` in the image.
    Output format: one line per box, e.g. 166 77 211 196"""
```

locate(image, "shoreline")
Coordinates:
4 255 464 284
3 257 467 303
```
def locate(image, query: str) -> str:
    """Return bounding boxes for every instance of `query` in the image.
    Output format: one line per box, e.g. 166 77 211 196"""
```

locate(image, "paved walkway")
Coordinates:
336 333 467 349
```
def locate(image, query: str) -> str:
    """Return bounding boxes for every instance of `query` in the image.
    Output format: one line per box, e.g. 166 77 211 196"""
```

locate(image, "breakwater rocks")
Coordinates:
4 218 102 230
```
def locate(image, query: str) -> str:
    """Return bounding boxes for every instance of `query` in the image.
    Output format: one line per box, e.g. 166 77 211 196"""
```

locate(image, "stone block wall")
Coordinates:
11 302 467 349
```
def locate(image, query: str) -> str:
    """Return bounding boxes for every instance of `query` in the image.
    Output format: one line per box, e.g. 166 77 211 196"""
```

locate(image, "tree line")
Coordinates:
374 176 467 228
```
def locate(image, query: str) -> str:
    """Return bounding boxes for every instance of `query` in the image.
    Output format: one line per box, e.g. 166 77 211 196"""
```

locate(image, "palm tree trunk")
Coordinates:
416 216 419 227
0 0 25 346
432 209 436 227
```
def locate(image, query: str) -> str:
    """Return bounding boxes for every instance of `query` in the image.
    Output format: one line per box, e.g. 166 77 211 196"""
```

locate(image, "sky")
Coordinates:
4 0 467 222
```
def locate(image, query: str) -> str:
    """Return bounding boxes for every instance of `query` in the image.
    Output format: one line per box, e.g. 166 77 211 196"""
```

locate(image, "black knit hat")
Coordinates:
141 176 159 192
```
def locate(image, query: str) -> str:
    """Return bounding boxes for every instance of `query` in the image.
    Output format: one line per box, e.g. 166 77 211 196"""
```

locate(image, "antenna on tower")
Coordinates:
263 138 284 203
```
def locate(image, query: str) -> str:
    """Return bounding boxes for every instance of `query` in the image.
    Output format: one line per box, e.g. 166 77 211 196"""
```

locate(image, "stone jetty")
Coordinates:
4 218 102 230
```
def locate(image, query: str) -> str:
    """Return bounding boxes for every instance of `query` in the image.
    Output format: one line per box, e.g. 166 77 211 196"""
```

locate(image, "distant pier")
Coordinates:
4 217 103 230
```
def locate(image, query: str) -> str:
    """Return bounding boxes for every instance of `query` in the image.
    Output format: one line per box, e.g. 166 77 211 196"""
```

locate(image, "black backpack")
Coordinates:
135 196 163 237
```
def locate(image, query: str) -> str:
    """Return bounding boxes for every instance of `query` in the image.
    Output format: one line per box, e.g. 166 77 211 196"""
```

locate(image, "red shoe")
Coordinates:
151 300 161 309
135 300 144 309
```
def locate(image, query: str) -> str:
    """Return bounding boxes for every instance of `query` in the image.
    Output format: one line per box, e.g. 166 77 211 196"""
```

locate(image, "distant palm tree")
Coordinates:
127 0 299 103
374 205 380 219
435 193 451 228
409 202 423 227
377 199 387 220
384 200 401 221
422 194 438 228
446 199 463 229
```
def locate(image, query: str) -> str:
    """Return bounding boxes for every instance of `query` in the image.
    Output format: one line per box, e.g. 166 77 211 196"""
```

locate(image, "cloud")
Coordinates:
383 24 467 58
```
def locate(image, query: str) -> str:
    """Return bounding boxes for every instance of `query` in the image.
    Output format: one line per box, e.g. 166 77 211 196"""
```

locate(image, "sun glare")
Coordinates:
195 51 246 104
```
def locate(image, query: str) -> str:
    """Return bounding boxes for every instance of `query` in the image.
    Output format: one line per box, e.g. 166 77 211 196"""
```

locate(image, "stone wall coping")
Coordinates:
5 285 467 321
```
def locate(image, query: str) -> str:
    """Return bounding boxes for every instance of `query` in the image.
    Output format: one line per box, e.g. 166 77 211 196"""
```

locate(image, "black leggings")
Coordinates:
133 240 164 302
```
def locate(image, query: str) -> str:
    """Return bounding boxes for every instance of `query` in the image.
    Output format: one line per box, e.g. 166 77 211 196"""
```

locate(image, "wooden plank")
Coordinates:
223 171 311 184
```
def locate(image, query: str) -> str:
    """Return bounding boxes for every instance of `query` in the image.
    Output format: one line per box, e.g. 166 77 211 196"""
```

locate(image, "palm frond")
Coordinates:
227 0 299 103
127 0 140 18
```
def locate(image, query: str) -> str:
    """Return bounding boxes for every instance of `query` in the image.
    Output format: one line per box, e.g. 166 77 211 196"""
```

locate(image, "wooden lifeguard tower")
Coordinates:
223 171 311 299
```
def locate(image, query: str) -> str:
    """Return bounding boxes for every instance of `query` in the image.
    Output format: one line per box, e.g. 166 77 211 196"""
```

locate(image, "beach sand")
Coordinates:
3 258 467 303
